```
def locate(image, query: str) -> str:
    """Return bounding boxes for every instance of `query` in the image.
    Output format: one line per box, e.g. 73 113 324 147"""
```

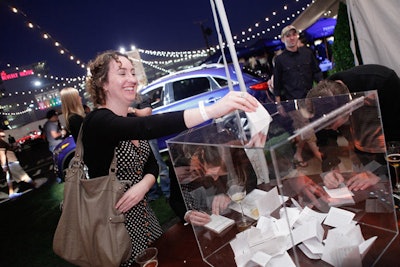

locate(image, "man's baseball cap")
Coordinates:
281 25 298 37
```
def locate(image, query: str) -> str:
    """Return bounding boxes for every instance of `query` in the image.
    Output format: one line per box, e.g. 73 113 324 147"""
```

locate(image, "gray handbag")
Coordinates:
53 128 132 267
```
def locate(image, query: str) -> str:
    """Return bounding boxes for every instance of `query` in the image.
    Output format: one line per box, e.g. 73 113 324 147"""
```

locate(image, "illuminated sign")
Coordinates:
1 69 34 81
35 89 61 110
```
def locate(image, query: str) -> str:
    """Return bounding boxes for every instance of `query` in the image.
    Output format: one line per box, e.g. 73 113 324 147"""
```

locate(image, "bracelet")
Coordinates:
184 210 193 223
198 101 210 121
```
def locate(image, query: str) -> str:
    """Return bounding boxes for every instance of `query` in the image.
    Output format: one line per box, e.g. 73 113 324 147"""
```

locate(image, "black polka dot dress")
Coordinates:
117 140 163 267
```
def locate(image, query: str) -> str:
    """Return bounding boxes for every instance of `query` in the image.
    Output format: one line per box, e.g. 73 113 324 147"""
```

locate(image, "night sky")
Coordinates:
1 0 310 77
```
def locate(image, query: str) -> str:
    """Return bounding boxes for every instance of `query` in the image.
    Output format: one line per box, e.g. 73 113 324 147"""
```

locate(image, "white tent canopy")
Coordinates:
293 0 400 76
347 0 400 76
292 0 339 31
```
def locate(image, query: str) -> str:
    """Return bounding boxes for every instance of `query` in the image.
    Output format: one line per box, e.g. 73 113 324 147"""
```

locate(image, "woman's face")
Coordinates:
103 56 138 106
189 152 226 181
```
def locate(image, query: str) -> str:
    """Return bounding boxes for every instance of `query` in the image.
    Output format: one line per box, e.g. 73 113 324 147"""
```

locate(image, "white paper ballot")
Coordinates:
251 251 272 267
230 232 251 257
291 219 324 246
323 207 355 228
279 207 301 229
245 102 272 136
247 227 274 247
324 185 354 199
303 237 325 255
298 243 322 259
296 206 328 226
268 252 296 267
234 252 253 267
204 214 235 234
256 186 282 217
359 236 377 257
324 185 355 207
322 224 364 266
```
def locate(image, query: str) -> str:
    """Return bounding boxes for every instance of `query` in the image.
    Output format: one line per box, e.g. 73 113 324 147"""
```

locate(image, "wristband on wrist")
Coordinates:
198 101 210 121
184 210 193 222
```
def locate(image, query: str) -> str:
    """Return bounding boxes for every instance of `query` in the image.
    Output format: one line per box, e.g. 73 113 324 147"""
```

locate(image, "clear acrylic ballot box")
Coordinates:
166 91 398 267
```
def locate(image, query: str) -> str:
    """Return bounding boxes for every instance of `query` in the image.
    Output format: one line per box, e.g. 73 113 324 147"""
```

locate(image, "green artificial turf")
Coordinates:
0 180 177 267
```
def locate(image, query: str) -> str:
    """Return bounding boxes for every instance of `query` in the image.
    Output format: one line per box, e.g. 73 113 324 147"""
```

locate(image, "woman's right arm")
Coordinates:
88 91 258 143
183 91 258 128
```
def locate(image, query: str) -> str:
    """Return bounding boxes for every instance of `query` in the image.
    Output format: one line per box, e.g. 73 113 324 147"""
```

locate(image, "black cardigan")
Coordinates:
82 108 187 179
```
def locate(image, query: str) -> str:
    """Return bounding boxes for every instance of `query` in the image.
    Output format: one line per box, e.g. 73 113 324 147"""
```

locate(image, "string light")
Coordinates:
6 0 312 75
232 1 312 44
0 107 33 116
0 75 86 116
3 0 321 118
6 5 87 74
136 0 313 59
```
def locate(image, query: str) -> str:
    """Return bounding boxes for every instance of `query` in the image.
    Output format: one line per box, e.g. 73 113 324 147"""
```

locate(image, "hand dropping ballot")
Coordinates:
245 102 272 137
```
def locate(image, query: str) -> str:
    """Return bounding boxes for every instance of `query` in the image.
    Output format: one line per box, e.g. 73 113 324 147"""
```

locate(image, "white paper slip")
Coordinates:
323 207 355 228
245 102 272 136
251 251 272 266
204 214 235 234
324 185 354 199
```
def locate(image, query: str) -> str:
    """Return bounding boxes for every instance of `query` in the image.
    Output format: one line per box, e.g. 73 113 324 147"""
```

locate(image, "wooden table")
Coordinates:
152 222 209 267
150 175 400 266
152 218 399 267
150 217 400 267
151 180 400 267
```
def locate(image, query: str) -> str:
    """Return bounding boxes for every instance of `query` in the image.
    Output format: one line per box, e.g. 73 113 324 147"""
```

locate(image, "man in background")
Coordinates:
43 109 66 153
0 130 46 198
273 25 324 167
273 25 323 103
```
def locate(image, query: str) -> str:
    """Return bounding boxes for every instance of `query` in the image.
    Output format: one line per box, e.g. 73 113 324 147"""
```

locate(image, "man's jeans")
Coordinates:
148 139 170 200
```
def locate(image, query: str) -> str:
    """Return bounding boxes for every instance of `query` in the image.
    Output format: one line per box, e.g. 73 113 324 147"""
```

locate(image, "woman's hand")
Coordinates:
207 91 258 119
323 170 380 191
346 171 380 191
211 194 232 215
115 175 155 213
184 210 211 226
323 171 345 189
287 175 329 211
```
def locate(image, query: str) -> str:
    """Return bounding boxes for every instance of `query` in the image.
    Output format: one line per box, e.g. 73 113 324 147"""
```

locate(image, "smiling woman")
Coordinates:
59 50 261 266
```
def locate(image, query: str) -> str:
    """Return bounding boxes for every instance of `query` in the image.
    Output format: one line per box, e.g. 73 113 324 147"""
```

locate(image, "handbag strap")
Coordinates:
74 125 117 176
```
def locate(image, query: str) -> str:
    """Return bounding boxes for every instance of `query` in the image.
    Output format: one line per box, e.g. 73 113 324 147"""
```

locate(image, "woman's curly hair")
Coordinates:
85 50 133 107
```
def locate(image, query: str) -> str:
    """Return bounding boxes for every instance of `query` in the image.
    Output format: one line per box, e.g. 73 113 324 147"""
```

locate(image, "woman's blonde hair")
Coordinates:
60 87 85 130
